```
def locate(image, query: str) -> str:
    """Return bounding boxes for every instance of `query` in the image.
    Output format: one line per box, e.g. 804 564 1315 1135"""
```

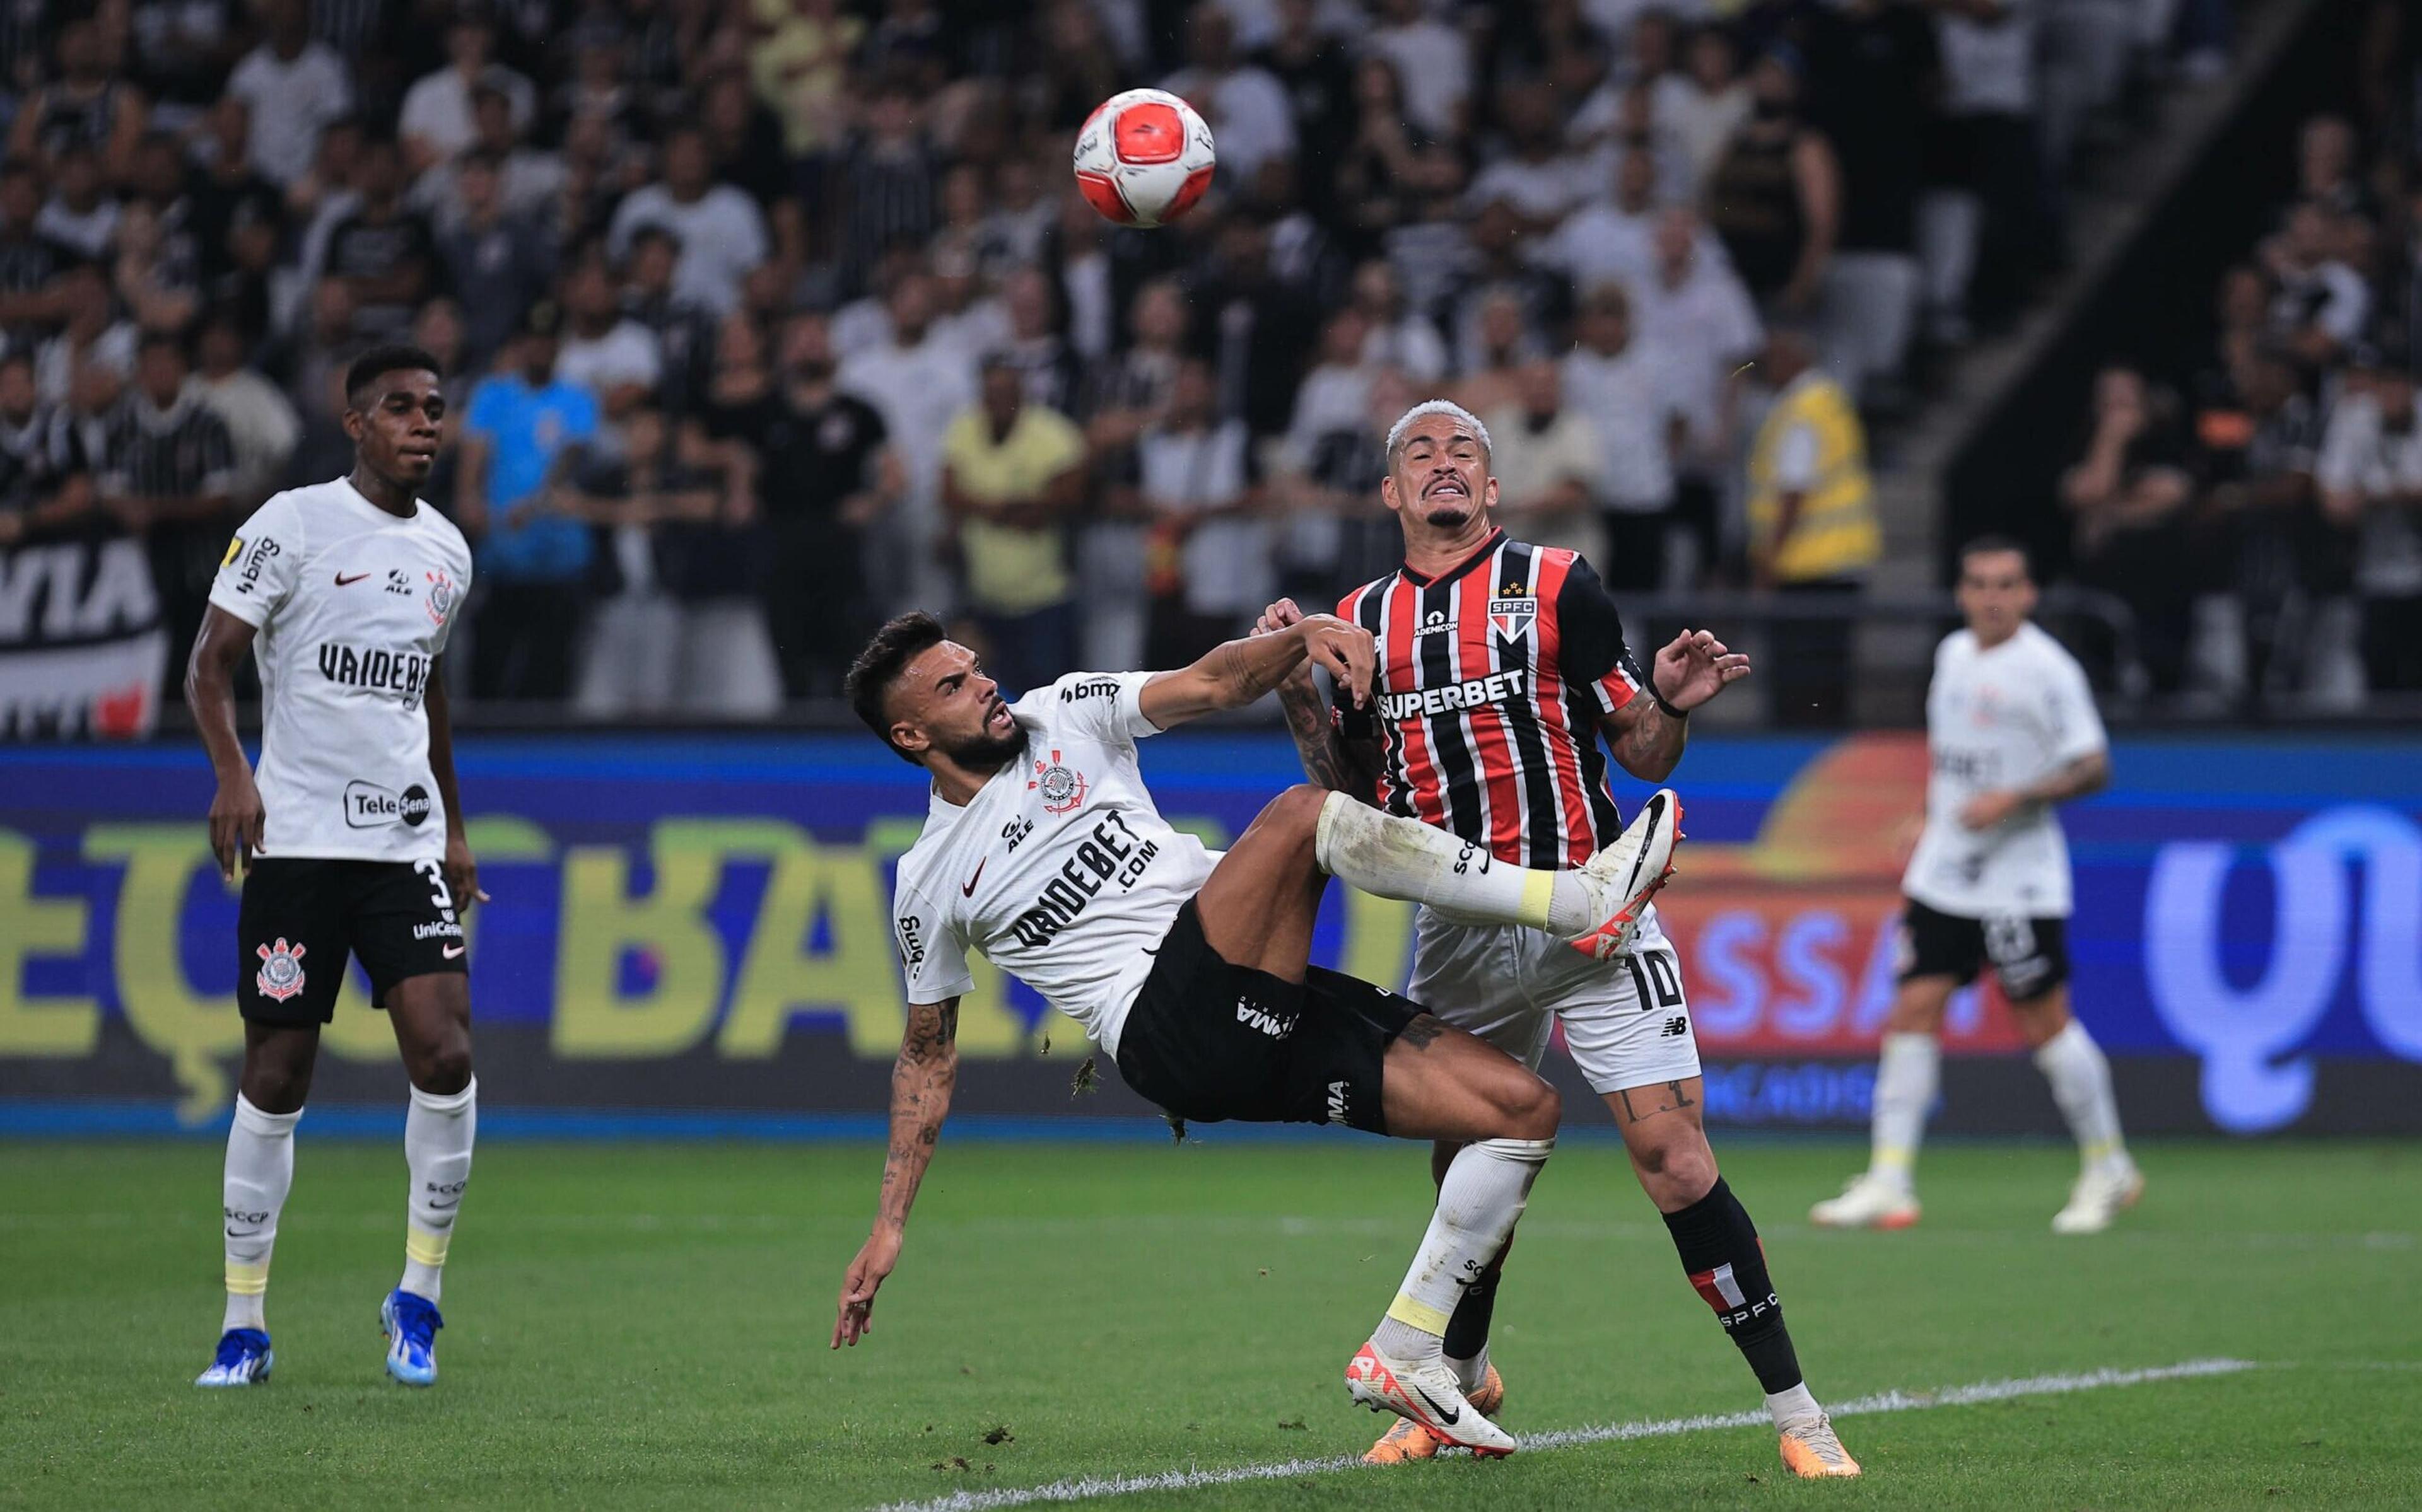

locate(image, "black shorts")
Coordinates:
1113 899 1421 1135
237 858 468 1025
1898 898 2068 1003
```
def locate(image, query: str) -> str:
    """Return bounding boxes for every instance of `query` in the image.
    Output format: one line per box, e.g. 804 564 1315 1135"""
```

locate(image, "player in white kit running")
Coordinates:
1811 536 2143 1236
827 610 1680 1456
186 346 483 1389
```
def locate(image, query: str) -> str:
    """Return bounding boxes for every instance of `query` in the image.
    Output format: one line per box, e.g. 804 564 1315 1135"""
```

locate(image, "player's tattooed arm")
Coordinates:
1966 749 2111 829
838 996 961 1349
1275 676 1382 804
1603 696 1688 783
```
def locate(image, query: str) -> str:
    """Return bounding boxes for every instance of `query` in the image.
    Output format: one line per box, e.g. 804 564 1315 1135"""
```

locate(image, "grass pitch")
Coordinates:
1 1136 2415 1510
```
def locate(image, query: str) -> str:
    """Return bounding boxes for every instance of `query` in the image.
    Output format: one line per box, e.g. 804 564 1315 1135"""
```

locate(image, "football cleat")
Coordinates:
1344 1342 1517 1458
1566 789 1682 962
194 1327 274 1387
1779 1412 1862 1478
1362 1362 1504 1464
380 1289 443 1387
1810 1173 1922 1231
2051 1161 2144 1235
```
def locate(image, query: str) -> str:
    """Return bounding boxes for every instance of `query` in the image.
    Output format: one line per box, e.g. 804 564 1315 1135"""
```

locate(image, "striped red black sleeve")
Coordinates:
1555 557 1646 714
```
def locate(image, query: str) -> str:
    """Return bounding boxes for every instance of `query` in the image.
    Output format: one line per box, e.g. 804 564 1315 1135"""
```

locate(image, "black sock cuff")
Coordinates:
1661 1176 1750 1257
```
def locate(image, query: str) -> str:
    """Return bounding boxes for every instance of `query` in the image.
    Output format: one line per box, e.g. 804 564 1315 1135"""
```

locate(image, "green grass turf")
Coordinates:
1 1136 2416 1511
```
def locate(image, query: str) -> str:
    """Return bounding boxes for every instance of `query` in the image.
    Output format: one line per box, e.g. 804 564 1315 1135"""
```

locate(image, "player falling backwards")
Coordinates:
187 346 480 1388
1813 535 2141 1235
1263 400 1858 1478
829 610 1680 1454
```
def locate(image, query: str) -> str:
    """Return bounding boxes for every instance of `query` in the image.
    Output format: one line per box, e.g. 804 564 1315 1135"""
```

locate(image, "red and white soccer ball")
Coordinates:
1072 88 1217 229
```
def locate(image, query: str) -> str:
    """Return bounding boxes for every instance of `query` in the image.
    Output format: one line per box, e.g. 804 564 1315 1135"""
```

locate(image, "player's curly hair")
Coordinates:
344 344 445 410
846 612 949 765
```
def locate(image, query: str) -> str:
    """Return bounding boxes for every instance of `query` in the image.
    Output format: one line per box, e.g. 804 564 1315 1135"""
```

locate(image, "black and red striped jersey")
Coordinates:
1334 529 1648 871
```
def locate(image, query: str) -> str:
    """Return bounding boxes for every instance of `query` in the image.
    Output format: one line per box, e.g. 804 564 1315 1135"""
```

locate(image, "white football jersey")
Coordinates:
890 671 1217 1057
206 478 474 863
1904 622 2107 918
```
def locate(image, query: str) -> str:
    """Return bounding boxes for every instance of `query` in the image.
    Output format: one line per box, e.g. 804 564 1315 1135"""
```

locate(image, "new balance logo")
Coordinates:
1236 997 1295 1037
1661 1015 1690 1038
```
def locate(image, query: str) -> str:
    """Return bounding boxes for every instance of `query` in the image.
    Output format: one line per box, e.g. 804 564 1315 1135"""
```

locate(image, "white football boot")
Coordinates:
1809 1172 1922 1230
2051 1161 2144 1235
1345 1342 1518 1458
1565 788 1682 962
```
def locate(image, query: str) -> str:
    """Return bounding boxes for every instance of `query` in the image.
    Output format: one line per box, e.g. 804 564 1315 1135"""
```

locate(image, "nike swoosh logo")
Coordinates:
225 1226 258 1239
1413 1383 1460 1425
334 571 369 586
426 1198 460 1211
441 944 466 959
962 859 986 896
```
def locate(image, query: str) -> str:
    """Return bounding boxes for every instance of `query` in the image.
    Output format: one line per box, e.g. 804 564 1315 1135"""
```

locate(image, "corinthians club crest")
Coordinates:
254 938 308 1001
424 569 457 627
1028 749 1088 814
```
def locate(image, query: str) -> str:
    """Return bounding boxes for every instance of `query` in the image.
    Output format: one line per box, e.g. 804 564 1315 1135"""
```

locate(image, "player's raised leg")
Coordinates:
380 971 477 1387
1189 787 1553 1456
197 1023 318 1387
1811 973 1950 1231
2011 985 2141 1234
1613 1076 1859 1477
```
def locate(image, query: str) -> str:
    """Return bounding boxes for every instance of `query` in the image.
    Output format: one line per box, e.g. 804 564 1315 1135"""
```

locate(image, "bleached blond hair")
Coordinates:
1384 400 1492 470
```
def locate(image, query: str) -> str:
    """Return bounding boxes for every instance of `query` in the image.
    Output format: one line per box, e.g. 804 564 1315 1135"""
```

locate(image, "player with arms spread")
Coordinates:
830 610 1679 1454
1813 536 2140 1235
1265 400 1857 1478
187 346 481 1390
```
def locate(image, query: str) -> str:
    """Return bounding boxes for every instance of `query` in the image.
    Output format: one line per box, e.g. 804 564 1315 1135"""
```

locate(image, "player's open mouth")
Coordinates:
985 701 1011 731
1425 478 1468 499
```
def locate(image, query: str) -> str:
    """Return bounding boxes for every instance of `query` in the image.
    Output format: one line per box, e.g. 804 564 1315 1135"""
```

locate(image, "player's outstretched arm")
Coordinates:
423 658 489 909
185 605 264 883
834 996 961 1349
1136 613 1375 731
1256 598 1382 803
1603 629 1751 782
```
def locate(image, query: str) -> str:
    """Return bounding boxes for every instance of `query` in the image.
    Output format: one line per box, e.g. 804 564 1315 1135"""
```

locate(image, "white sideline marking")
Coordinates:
870 1358 2257 1512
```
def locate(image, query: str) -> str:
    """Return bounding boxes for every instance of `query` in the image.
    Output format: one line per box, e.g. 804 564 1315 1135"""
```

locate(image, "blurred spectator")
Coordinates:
1336 55 1446 249
459 303 599 701
191 314 301 509
223 0 352 189
1482 357 1606 566
1367 0 1470 141
1466 81 1593 235
1745 325 1878 724
1130 357 1265 666
399 15 535 178
829 84 935 301
36 264 136 407
321 137 436 342
1074 277 1188 671
1806 0 1934 400
0 349 93 548
556 250 663 416
1919 0 2051 343
1162 4 1297 189
752 0 863 160
1253 0 1357 195
1562 283 1684 590
1285 310 1376 476
1542 142 1664 299
1190 216 1318 438
713 311 896 699
2262 201 2370 373
2062 365 2195 692
9 18 147 184
1450 286 1539 416
838 266 976 616
2317 348 2422 692
0 159 75 335
607 125 768 317
620 225 716 415
436 149 556 371
1632 206 1762 578
412 86 566 238
1703 49 1842 317
942 355 1087 695
37 144 119 261
102 330 236 683
994 265 1082 417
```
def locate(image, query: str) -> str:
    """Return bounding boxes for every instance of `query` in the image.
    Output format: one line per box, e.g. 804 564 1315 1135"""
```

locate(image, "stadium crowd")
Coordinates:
0 0 2240 721
2062 16 2418 707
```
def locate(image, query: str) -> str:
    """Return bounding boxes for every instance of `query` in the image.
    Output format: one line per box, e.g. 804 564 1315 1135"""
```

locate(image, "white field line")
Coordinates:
870 1358 2258 1512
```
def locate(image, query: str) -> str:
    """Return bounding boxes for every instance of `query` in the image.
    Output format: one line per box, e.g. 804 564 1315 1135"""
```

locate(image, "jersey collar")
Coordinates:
1398 527 1505 589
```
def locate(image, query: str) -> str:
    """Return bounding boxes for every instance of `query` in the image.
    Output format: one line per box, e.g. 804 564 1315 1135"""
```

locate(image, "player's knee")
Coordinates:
1886 988 1949 1036
412 1035 473 1096
1635 1134 1718 1206
1269 784 1330 845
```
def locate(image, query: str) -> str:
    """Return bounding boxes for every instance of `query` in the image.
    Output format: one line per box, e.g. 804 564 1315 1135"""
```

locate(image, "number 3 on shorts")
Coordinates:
414 858 456 912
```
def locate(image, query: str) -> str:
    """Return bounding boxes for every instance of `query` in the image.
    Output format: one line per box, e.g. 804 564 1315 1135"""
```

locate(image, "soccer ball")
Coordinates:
1072 89 1217 229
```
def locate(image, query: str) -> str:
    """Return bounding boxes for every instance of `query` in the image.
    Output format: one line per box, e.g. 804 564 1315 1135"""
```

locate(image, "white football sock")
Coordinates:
1869 1032 1938 1190
1372 1137 1552 1363
1314 792 1596 934
401 1077 477 1303
221 1094 300 1334
1766 1381 1823 1431
2033 1021 2127 1173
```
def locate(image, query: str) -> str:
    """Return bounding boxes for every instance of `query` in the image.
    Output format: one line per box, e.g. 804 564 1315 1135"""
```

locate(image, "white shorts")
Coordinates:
1408 903 1702 1096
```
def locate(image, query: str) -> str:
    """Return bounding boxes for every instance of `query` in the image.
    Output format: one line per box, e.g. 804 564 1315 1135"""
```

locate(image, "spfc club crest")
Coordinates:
424 569 457 627
1489 593 1536 642
254 938 308 1001
1029 750 1088 814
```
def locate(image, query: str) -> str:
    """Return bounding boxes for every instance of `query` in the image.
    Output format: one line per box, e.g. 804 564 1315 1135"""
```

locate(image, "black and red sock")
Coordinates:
1661 1176 1803 1395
